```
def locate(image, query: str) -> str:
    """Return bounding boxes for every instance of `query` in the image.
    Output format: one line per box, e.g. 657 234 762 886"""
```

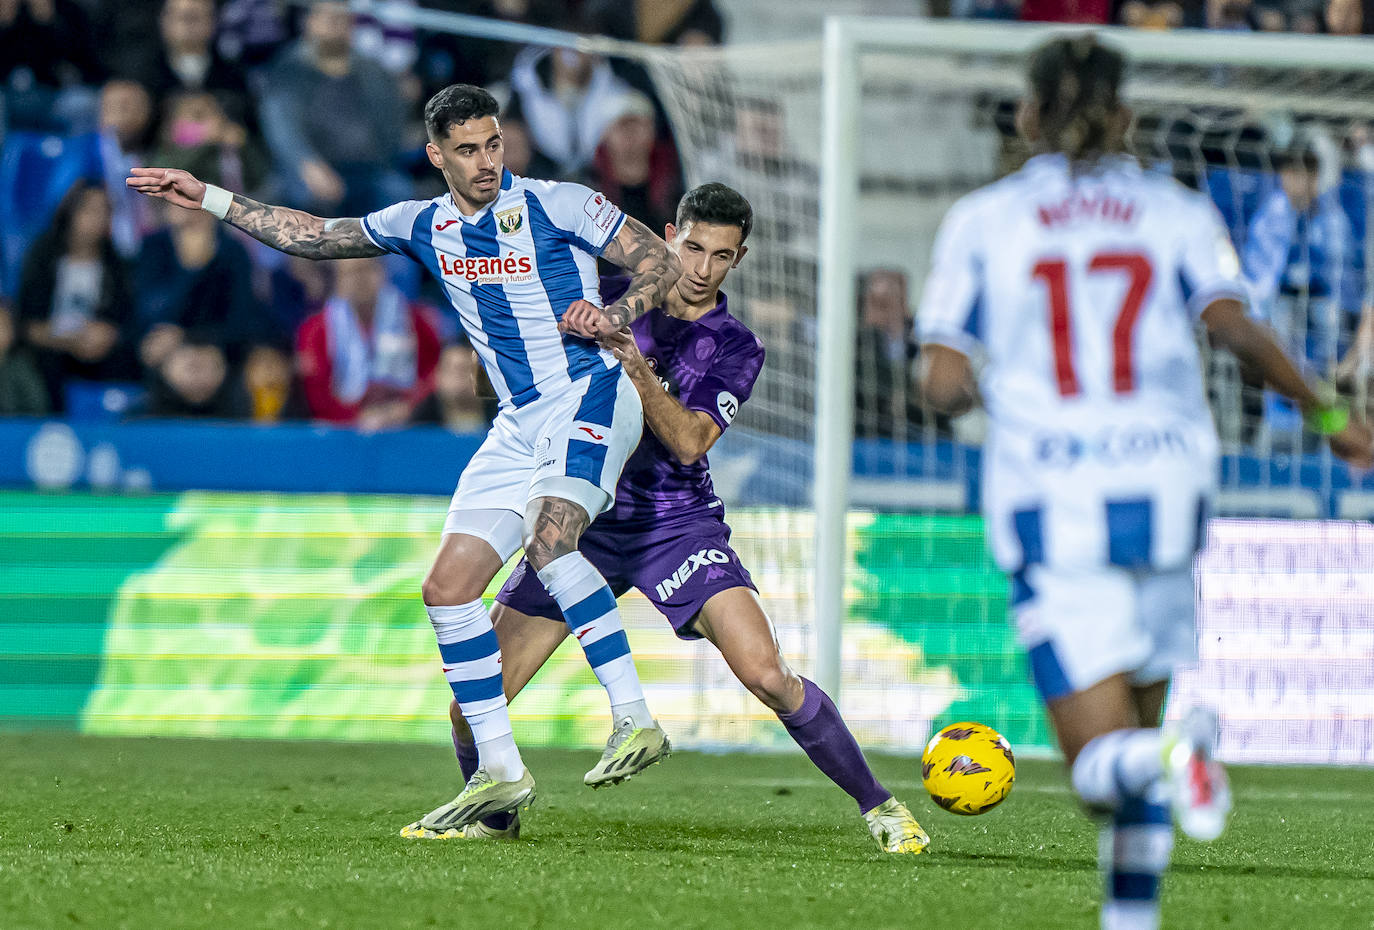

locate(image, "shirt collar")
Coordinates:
685 289 730 330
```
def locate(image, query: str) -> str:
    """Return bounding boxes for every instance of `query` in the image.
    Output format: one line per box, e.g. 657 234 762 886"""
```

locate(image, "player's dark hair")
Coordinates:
676 182 753 244
1027 34 1126 162
424 84 500 141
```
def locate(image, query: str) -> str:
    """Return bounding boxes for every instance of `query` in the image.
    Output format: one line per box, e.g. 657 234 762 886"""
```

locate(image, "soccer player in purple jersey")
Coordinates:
415 183 931 853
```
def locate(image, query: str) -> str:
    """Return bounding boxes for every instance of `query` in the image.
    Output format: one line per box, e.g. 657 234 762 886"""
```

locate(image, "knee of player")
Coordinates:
521 532 574 571
741 661 800 712
421 573 485 606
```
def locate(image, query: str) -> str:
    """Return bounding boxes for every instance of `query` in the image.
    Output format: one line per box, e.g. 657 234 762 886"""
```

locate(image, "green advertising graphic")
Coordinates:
0 491 1048 754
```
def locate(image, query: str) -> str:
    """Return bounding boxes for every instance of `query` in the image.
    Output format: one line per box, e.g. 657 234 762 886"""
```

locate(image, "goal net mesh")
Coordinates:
635 31 1374 755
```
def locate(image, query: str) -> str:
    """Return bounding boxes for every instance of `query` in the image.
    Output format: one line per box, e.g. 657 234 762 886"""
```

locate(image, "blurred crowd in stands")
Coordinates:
0 0 716 428
0 0 1371 445
951 0 1374 34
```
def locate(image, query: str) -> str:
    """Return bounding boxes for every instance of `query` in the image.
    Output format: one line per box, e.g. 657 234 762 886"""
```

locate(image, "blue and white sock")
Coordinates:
537 553 653 728
428 601 524 782
1098 787 1173 930
1072 728 1165 810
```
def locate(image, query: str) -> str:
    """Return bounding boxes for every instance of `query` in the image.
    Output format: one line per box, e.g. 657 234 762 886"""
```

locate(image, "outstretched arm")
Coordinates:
126 167 385 261
1203 297 1373 467
561 216 681 338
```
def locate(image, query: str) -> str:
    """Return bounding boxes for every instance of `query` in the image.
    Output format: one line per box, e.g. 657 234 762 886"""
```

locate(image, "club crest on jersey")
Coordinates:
496 207 525 236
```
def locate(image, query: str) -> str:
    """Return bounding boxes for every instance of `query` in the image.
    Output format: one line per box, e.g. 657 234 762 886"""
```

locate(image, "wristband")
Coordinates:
1308 402 1350 436
1306 381 1349 435
200 184 232 219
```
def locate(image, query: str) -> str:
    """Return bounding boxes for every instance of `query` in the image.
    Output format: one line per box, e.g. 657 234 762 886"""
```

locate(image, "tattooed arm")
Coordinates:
560 215 682 339
224 196 384 259
126 167 385 260
600 215 682 328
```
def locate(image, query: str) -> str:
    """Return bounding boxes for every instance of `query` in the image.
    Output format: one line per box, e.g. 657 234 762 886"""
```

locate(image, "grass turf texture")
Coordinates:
1 734 1371 929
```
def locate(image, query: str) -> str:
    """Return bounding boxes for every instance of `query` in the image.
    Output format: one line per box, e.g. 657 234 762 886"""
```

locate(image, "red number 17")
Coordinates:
1031 252 1153 397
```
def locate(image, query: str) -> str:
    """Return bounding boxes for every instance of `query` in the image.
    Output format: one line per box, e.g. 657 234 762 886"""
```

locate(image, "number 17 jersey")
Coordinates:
917 154 1248 575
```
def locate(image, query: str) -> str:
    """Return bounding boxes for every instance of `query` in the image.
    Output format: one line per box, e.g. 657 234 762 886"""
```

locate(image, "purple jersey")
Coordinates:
599 276 765 528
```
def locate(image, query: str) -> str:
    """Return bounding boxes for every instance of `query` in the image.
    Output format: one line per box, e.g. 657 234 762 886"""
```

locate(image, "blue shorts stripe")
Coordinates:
582 630 631 668
1106 497 1154 568
566 438 609 485
449 672 504 704
1028 640 1073 702
1116 795 1171 827
1110 871 1160 902
1193 496 1208 554
1013 506 1045 566
564 586 617 629
575 364 621 427
1010 569 1034 607
437 630 500 664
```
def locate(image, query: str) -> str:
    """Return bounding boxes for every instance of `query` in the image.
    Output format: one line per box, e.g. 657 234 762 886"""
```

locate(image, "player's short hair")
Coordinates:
424 84 500 141
1027 34 1125 162
676 182 753 244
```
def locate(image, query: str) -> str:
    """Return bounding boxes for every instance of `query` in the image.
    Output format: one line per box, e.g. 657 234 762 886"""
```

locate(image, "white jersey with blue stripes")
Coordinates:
918 154 1249 574
361 169 626 408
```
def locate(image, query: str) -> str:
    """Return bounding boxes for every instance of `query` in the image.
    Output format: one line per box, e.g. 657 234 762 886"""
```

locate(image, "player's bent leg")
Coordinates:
1049 675 1177 930
402 521 534 839
693 587 803 714
694 588 927 855
523 492 669 786
410 604 570 840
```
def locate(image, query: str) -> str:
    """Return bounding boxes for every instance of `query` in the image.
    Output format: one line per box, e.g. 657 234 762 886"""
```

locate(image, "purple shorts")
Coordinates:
495 514 756 639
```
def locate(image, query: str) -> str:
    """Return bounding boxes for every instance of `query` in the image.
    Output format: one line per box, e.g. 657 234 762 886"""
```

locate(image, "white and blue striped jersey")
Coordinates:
918 154 1249 574
361 169 627 408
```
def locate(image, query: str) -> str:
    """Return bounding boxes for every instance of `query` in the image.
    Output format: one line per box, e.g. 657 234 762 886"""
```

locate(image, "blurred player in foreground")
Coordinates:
407 183 930 854
917 35 1374 930
129 84 681 831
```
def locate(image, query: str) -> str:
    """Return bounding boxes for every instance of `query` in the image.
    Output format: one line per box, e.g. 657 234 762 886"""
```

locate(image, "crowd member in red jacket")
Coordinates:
296 256 439 429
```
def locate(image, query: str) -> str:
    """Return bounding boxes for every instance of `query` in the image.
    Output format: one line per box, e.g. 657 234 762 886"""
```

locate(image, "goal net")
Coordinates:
339 7 1374 761
632 22 1374 760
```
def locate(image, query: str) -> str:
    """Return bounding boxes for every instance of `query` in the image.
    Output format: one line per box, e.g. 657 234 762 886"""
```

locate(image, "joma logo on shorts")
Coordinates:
654 549 729 600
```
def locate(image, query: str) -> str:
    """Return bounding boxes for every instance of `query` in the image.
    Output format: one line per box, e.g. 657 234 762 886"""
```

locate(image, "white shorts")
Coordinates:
1012 563 1197 702
443 364 643 556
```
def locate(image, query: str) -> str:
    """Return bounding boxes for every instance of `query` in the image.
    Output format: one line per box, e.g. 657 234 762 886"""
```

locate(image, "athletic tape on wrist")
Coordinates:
1308 403 1350 436
200 184 232 219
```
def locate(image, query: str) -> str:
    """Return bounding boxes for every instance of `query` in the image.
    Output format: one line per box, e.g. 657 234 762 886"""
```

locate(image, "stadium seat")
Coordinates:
63 382 147 421
0 132 105 297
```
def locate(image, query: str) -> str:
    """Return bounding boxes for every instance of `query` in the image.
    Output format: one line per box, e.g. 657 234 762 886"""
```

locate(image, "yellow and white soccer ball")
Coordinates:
921 721 1016 815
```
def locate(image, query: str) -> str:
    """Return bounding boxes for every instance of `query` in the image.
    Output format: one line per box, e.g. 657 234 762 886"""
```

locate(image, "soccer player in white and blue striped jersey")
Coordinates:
127 84 682 833
916 35 1373 930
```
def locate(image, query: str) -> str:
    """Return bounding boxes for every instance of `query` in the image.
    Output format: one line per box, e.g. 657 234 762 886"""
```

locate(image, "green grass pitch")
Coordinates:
1 733 1371 929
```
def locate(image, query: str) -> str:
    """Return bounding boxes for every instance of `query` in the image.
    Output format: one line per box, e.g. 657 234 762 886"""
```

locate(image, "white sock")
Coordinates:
537 552 653 727
1099 784 1173 930
1072 729 1164 810
427 601 524 781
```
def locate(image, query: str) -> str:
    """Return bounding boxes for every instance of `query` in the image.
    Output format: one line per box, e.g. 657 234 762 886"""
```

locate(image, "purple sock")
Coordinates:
452 727 514 831
778 678 892 813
